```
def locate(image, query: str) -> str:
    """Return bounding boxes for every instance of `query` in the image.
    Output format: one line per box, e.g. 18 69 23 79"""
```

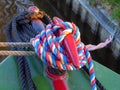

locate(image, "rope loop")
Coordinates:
52 22 80 43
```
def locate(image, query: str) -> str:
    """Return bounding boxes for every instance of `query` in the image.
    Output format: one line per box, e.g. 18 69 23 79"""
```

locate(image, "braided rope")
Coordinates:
31 22 97 90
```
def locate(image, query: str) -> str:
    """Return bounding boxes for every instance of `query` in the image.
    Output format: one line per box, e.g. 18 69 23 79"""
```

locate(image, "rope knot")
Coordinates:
31 20 97 90
31 21 89 70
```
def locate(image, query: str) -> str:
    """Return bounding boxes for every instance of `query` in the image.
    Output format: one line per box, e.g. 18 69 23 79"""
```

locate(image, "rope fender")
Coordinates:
31 21 97 90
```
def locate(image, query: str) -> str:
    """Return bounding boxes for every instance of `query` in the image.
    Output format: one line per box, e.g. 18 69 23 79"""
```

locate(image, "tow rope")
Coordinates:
31 21 97 90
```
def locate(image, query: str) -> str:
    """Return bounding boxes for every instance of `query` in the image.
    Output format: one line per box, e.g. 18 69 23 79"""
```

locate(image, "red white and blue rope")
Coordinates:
31 22 97 90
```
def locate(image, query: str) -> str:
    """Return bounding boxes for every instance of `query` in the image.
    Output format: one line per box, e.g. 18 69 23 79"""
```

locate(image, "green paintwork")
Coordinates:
0 56 120 90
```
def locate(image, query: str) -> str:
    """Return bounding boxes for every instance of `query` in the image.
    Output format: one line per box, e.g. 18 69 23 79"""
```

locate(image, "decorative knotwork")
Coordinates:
31 21 97 90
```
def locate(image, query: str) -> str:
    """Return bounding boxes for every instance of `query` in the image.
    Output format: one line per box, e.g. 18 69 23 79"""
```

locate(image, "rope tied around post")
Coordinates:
31 21 97 90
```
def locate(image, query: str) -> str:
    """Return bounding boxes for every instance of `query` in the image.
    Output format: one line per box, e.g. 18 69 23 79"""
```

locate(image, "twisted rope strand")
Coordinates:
0 51 35 56
0 42 32 47
82 66 106 90
16 56 27 90
24 57 36 90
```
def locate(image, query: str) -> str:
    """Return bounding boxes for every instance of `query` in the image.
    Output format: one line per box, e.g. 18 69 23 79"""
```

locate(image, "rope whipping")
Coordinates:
5 6 52 90
31 21 97 90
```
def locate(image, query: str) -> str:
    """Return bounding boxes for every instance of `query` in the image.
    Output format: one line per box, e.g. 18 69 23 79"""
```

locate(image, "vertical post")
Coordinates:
46 67 69 90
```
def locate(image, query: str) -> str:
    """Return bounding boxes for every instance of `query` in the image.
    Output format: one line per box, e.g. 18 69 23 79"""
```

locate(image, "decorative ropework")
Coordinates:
31 16 97 90
4 5 112 90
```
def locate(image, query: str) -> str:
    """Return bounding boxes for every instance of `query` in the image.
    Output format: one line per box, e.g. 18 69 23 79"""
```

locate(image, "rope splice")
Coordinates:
31 21 97 90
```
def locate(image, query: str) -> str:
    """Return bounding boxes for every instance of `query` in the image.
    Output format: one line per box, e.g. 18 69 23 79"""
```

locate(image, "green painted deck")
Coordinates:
0 56 120 90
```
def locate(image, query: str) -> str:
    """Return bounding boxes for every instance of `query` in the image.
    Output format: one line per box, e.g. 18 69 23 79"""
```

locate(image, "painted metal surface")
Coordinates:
0 56 120 90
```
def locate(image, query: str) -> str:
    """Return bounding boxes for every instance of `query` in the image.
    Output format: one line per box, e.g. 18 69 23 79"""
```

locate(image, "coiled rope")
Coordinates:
31 22 97 90
5 6 52 90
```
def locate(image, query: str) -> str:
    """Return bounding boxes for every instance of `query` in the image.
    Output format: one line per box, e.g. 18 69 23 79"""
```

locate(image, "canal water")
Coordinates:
0 0 120 74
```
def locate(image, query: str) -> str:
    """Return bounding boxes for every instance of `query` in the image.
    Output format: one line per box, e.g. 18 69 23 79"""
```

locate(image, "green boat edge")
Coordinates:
0 56 120 90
